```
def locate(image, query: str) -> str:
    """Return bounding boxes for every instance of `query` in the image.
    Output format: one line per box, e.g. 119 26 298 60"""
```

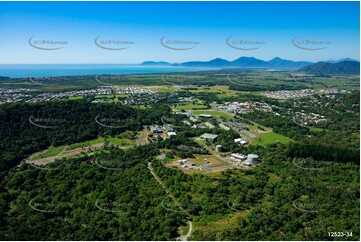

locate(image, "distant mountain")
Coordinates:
141 61 171 66
325 58 359 63
298 61 360 74
231 56 266 67
181 58 231 67
141 56 313 69
266 57 312 68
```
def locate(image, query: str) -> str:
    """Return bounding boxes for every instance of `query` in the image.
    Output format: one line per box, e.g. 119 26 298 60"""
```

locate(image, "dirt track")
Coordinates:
25 143 104 166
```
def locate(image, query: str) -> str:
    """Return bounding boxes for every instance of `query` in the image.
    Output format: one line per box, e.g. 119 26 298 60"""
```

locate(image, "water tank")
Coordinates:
215 145 223 152
247 154 259 164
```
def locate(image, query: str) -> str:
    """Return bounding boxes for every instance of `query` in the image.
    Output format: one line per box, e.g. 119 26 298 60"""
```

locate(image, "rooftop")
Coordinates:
200 133 218 140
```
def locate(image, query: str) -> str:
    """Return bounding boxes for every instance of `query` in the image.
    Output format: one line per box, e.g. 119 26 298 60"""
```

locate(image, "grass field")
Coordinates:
252 131 293 146
192 110 234 120
309 127 325 132
107 136 135 146
146 85 179 93
190 85 244 98
31 146 64 160
189 155 228 168
31 136 135 161
68 136 135 149
67 96 84 100
69 137 104 149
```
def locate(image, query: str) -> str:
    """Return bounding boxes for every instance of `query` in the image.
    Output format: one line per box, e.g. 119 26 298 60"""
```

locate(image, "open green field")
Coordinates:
69 137 104 149
67 96 84 100
252 131 293 146
308 76 360 90
69 136 135 149
31 136 136 161
31 146 64 160
309 127 325 132
190 154 227 167
146 85 179 93
190 85 246 98
107 136 136 146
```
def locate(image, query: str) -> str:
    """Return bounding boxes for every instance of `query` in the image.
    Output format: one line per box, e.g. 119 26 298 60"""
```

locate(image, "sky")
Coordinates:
0 1 359 64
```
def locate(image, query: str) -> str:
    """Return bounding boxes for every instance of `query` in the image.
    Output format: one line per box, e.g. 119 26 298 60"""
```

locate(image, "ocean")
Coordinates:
0 64 219 78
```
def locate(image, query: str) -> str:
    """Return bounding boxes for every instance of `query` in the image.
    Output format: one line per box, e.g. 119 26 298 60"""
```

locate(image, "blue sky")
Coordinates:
0 1 359 64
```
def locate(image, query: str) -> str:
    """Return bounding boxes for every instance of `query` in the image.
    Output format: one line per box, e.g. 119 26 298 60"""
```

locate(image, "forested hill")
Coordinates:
0 100 170 171
298 61 360 74
0 97 359 240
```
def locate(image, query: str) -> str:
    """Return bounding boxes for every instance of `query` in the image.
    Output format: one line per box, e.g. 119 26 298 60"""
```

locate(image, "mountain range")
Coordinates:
141 57 359 71
298 61 360 75
141 56 312 69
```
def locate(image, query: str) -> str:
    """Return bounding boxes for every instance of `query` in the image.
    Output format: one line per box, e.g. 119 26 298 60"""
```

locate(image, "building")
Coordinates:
168 132 177 136
204 122 215 129
182 120 191 126
193 124 206 129
243 161 253 166
176 111 192 117
215 144 223 152
199 114 212 118
150 125 163 133
200 133 218 142
163 124 174 132
219 123 230 131
230 153 247 161
190 116 198 123
234 138 247 145
246 154 259 165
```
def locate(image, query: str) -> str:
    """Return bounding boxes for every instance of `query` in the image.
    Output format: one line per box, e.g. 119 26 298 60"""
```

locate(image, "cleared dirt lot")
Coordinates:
25 143 104 166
